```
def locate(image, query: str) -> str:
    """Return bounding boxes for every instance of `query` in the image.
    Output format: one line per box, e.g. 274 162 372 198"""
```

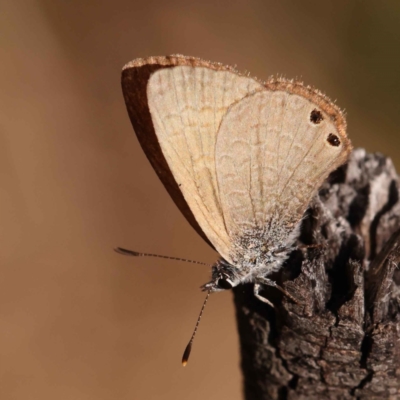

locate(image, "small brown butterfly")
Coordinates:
118 55 352 364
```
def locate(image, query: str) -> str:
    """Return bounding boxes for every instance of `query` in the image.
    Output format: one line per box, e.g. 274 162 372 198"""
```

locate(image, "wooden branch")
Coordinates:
233 149 400 399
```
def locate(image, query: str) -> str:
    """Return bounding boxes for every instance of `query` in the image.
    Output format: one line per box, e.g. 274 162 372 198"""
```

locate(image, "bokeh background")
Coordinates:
2 1 400 399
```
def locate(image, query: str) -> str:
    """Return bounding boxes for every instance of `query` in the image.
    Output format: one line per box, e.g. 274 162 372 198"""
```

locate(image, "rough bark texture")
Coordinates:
233 149 400 400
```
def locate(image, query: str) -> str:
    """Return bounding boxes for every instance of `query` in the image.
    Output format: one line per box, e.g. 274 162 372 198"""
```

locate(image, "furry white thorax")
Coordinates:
202 217 302 292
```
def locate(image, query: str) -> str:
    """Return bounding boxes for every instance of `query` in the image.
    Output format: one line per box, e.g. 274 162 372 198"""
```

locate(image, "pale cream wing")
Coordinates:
216 89 351 240
147 66 264 262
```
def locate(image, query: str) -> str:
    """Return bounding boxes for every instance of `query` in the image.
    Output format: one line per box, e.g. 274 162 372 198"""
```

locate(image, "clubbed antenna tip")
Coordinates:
114 247 141 256
181 342 192 367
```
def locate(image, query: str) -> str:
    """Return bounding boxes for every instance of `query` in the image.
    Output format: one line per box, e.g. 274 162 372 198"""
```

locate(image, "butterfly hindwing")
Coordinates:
215 89 350 244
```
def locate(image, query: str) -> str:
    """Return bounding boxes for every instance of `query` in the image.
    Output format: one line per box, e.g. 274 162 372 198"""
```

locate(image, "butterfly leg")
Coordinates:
256 277 301 305
253 283 275 308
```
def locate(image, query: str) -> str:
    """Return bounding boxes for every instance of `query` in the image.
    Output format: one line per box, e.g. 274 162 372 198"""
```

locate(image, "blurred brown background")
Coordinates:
1 1 400 399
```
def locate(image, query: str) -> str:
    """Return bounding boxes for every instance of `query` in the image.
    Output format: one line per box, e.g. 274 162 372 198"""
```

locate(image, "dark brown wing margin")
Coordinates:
121 55 237 248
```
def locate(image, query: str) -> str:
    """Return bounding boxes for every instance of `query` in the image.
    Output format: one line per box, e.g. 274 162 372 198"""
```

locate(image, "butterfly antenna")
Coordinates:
182 289 211 366
114 247 210 266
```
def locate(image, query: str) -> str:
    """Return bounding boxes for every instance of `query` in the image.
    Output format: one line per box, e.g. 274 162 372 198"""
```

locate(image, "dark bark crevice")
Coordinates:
234 149 400 399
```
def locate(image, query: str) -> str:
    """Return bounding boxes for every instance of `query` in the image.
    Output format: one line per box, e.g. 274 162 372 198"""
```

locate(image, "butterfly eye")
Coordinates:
217 278 233 290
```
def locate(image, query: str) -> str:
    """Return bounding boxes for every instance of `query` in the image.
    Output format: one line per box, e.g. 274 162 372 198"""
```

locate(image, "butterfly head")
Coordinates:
201 258 243 292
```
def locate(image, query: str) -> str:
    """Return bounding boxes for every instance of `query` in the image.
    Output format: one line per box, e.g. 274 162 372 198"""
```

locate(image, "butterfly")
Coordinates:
118 55 352 364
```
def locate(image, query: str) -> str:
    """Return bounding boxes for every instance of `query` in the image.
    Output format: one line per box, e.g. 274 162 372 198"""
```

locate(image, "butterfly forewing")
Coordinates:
147 65 264 263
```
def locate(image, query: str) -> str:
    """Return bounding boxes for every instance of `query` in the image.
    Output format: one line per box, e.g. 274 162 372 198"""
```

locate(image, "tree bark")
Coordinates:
233 149 400 399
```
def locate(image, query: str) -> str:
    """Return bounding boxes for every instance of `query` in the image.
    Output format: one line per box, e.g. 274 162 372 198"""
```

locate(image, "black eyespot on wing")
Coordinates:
310 109 323 124
327 133 341 147
217 278 233 290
